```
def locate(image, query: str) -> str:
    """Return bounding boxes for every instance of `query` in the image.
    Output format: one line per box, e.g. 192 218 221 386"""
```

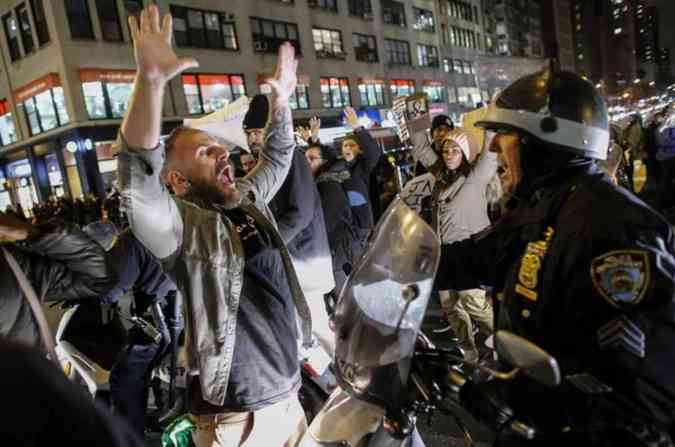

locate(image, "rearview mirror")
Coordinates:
495 331 561 387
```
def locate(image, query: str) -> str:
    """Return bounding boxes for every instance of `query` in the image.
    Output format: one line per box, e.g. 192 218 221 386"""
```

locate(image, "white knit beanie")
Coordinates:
443 129 472 161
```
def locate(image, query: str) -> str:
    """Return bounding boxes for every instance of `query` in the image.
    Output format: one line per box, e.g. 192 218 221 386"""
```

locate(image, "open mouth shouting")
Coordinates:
216 162 235 188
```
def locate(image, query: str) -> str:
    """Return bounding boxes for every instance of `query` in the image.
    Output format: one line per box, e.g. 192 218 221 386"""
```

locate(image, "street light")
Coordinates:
634 79 640 84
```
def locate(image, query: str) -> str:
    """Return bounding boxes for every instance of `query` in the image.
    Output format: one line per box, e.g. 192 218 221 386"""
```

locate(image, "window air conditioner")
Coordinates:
255 41 268 51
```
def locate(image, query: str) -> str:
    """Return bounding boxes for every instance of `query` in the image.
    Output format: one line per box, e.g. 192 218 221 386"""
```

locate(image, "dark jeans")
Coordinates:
110 328 162 435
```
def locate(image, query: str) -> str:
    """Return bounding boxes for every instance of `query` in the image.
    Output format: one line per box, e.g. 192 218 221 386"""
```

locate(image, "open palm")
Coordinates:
129 5 198 84
264 42 298 104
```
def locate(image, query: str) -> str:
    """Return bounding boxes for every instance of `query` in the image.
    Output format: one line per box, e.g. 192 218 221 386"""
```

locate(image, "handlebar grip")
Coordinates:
510 420 535 440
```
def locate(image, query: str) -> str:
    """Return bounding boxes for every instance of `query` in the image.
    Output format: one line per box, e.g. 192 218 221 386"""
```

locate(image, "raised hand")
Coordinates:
264 42 298 106
128 5 198 85
309 116 321 141
296 126 312 143
344 107 361 130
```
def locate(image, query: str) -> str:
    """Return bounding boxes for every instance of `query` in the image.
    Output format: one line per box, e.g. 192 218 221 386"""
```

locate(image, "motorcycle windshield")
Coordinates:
334 198 440 368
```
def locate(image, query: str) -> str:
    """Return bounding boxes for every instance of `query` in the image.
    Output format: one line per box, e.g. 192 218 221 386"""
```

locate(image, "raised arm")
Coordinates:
345 107 381 173
116 5 198 259
238 43 298 204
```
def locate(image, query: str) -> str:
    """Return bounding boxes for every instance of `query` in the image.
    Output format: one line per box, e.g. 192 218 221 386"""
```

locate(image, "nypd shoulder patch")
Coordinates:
591 250 651 308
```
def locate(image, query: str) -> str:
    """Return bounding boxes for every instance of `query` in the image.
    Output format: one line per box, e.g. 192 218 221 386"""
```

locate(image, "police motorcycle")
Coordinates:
298 198 563 447
54 292 186 430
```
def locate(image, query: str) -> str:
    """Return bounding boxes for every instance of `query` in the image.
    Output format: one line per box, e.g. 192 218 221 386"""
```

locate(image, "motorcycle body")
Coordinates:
299 199 442 447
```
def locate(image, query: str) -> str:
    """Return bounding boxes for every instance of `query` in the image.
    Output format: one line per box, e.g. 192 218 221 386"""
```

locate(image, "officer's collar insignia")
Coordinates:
591 250 650 308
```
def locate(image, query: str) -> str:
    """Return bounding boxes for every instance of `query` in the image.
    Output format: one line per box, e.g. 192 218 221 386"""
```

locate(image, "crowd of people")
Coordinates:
1 4 674 447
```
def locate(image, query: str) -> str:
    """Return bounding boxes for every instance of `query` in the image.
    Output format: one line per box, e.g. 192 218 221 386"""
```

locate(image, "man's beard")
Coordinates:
186 176 242 210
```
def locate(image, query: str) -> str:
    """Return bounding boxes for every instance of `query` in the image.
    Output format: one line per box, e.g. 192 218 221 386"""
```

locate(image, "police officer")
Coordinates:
435 69 675 445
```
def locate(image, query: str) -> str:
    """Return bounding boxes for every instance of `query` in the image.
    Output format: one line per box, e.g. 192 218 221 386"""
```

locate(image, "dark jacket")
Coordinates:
437 164 675 443
0 224 117 349
103 229 176 308
339 128 382 230
0 340 144 447
316 164 357 281
270 148 334 295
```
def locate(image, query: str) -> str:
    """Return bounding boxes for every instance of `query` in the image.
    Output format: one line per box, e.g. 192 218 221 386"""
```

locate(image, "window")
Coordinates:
417 44 439 67
65 0 95 39
16 4 35 54
309 0 338 12
3 14 21 61
348 0 373 18
250 17 301 54
390 79 415 98
320 77 351 108
0 100 17 146
96 0 123 42
81 70 135 119
290 84 310 110
423 85 444 103
353 33 378 62
443 58 450 73
21 87 70 136
182 74 246 115
413 8 434 32
385 38 411 65
358 82 385 107
30 0 49 45
313 28 344 58
453 59 462 73
170 6 238 50
462 60 472 74
382 0 406 27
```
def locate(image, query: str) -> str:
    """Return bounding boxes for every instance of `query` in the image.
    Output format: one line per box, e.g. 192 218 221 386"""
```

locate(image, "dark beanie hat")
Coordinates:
431 114 454 133
243 94 270 130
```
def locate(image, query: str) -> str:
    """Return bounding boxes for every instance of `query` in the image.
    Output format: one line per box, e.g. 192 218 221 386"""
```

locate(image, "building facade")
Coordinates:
0 0 553 214
493 0 544 58
540 0 575 72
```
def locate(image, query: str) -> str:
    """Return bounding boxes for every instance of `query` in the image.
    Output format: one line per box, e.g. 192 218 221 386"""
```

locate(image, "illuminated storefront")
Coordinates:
13 73 70 136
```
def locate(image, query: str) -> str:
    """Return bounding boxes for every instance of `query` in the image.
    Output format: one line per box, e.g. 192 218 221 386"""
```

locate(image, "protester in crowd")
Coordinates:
116 6 306 445
239 151 257 175
0 210 117 348
307 108 381 253
401 128 497 364
598 123 630 188
438 69 675 446
413 114 455 177
245 95 335 354
623 112 644 190
303 139 356 298
644 111 665 191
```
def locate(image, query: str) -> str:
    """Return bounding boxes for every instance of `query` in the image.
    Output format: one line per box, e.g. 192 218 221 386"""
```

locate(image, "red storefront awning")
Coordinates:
13 73 61 103
423 80 444 87
182 74 245 86
0 99 10 116
79 68 136 83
